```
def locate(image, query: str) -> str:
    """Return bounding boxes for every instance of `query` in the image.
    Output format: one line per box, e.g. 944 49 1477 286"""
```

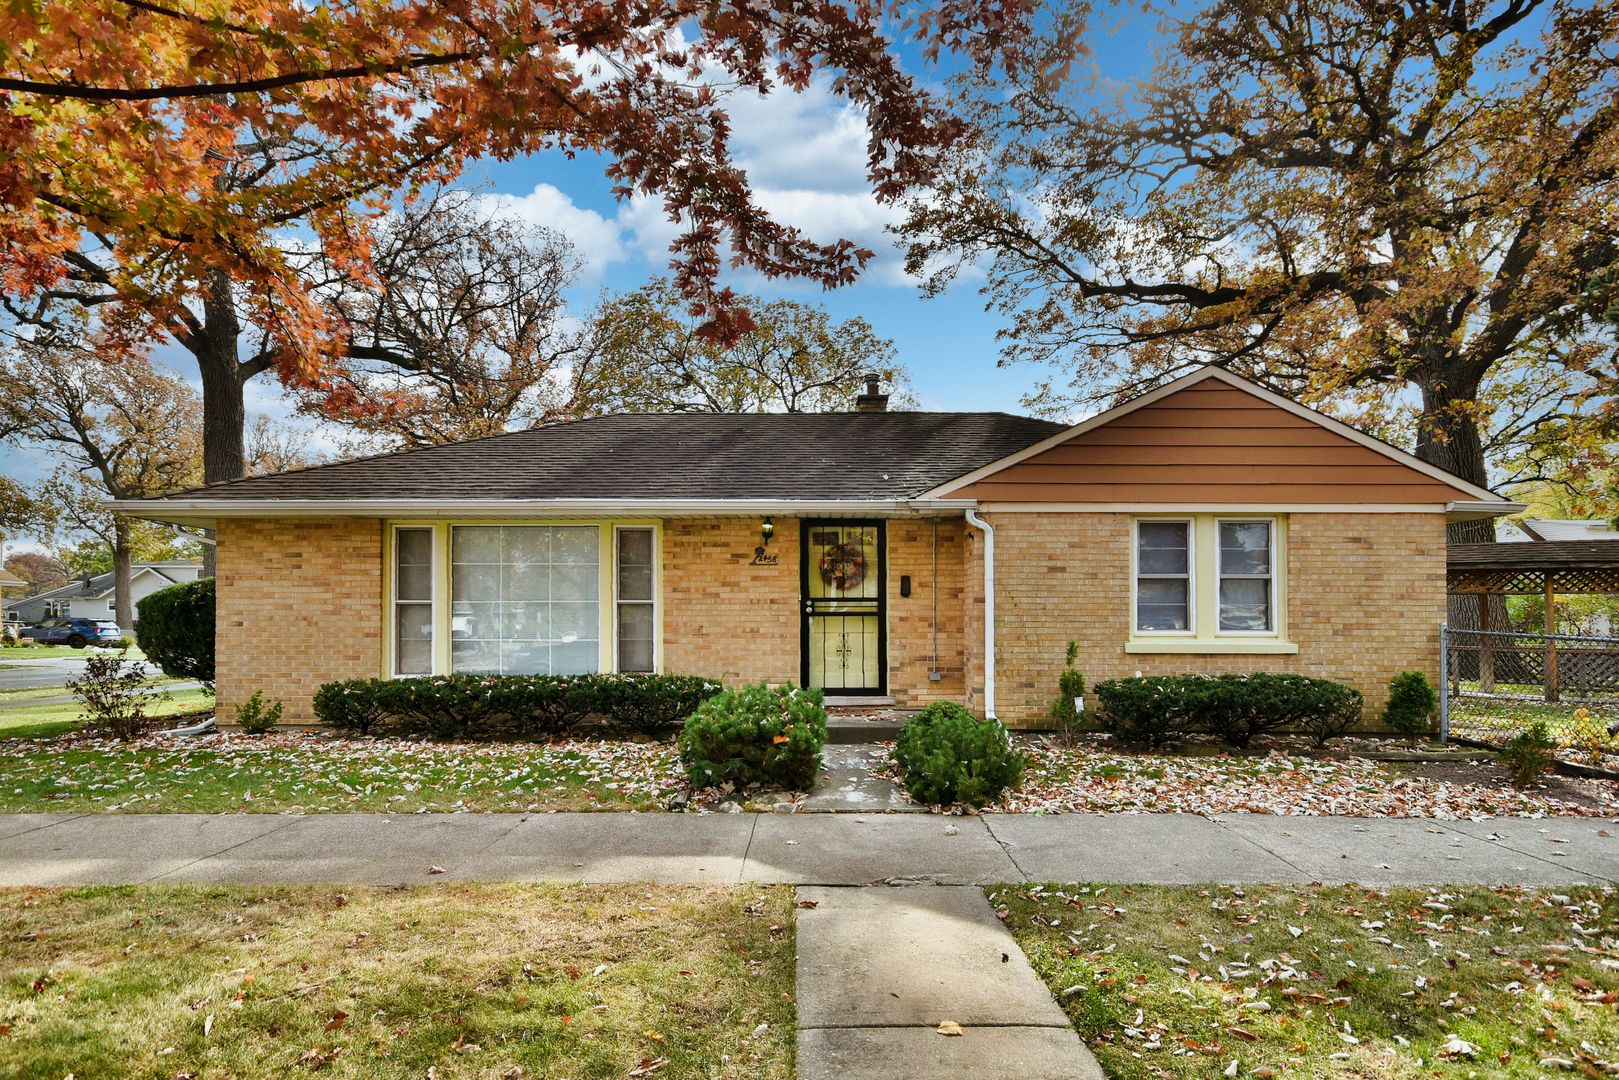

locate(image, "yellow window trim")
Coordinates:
382 518 662 678
1128 514 1294 653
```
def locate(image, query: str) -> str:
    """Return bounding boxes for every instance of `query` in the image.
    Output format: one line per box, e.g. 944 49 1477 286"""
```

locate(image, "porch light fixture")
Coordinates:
760 517 775 547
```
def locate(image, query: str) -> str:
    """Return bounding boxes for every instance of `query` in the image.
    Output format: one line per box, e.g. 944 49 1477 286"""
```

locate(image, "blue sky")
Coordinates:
1 9 1164 536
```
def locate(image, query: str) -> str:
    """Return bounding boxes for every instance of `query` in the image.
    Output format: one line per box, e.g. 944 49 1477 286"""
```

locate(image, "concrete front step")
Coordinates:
794 884 1102 1079
824 709 909 744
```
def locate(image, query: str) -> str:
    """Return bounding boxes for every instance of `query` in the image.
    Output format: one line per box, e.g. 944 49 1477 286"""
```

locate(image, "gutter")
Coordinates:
110 497 981 528
1446 499 1527 523
964 508 996 719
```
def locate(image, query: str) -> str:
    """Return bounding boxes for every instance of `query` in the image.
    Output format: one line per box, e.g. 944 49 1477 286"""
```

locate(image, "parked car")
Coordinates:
18 617 123 648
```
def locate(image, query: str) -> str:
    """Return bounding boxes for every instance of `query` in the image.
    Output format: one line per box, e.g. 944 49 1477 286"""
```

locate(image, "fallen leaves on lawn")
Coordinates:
998 741 1619 818
0 732 686 813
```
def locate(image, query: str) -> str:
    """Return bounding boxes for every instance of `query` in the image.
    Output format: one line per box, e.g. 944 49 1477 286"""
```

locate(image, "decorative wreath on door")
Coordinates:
818 542 867 591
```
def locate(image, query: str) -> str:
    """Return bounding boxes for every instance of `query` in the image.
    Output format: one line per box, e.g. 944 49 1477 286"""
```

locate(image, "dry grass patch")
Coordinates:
0 883 794 1079
997 881 1619 1078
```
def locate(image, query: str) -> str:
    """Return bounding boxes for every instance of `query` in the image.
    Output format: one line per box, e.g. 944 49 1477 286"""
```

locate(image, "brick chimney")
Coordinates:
855 372 889 413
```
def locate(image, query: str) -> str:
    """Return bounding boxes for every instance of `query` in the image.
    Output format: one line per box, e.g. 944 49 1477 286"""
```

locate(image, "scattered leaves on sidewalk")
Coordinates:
936 1020 964 1036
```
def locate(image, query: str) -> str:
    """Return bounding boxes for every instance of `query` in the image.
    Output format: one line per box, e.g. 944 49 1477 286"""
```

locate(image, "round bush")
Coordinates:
892 702 1024 807
678 683 827 791
136 577 215 685
1384 670 1438 740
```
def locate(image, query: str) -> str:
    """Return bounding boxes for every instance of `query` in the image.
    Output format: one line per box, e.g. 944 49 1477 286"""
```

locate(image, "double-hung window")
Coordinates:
392 526 435 675
615 527 656 672
1216 520 1273 632
1135 520 1192 632
1130 515 1290 651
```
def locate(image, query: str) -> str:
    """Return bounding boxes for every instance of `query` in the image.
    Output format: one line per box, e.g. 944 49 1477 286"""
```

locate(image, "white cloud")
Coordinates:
485 183 629 279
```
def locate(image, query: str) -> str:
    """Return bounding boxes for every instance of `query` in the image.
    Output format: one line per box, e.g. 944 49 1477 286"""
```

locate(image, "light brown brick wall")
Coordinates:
660 516 966 705
973 511 1447 727
885 518 967 705
661 517 801 687
216 518 383 722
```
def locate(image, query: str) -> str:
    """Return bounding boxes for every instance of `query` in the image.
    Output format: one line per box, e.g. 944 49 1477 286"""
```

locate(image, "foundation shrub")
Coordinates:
1384 670 1439 741
893 702 1024 807
311 672 719 740
594 673 723 736
1096 673 1363 749
678 683 827 791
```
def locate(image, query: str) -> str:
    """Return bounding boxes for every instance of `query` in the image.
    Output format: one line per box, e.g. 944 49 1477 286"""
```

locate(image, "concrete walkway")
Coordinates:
795 885 1101 1079
1 811 1613 887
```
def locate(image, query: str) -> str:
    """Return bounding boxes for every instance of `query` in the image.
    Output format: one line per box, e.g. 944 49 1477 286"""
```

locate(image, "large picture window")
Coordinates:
450 525 600 675
1135 520 1191 632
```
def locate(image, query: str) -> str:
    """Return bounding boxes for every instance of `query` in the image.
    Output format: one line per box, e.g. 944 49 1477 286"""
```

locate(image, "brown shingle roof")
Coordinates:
140 412 1069 503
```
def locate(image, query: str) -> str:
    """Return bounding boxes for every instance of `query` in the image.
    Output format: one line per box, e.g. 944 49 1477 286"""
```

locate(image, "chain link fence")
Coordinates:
1441 625 1619 764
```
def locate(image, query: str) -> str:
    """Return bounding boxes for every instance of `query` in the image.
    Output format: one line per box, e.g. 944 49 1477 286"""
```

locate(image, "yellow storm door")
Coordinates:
801 521 886 695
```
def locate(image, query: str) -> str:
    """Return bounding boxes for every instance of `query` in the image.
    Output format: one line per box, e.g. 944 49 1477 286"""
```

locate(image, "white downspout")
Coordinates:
964 509 995 719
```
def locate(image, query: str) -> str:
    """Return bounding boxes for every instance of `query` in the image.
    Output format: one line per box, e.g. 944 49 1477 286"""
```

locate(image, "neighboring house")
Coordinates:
116 368 1520 725
4 560 203 627
1514 518 1619 542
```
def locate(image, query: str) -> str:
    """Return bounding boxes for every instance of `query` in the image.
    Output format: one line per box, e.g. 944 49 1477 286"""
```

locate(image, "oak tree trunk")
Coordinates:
112 515 133 632
190 270 248 578
1414 371 1495 545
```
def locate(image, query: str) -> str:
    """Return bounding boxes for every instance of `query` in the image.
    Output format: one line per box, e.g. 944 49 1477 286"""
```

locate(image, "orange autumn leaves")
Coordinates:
0 0 1035 383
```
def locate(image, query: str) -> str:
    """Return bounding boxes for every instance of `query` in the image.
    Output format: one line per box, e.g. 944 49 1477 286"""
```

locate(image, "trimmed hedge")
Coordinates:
312 672 722 740
135 577 215 685
1095 673 1364 749
679 683 827 791
893 702 1023 807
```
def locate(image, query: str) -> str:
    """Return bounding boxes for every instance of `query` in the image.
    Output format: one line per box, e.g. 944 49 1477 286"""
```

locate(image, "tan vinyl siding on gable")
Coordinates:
952 382 1473 504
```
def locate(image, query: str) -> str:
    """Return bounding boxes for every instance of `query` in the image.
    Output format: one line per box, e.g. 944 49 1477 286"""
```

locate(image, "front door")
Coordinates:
801 520 886 695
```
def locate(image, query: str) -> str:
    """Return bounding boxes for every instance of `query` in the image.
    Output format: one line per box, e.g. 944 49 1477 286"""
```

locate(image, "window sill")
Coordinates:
1125 639 1299 655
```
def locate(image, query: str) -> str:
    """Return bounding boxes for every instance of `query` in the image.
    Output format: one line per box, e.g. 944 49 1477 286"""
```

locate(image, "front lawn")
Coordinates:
996 881 1619 1078
0 882 795 1080
0 687 213 741
0 732 685 813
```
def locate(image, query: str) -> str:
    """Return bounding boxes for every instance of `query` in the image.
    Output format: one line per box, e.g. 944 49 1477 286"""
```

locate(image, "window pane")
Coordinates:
395 529 433 601
1219 522 1271 576
1220 578 1271 631
617 528 655 602
395 601 433 675
450 525 599 675
452 525 501 564
1137 522 1189 575
618 603 654 673
1137 578 1189 631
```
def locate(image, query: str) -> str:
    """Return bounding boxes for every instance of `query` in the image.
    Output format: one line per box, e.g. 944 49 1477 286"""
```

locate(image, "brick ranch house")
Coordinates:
117 368 1521 727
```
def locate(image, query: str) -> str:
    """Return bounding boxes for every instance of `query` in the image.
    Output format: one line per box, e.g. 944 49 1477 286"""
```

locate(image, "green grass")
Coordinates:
1450 696 1618 762
0 733 684 812
996 881 1619 1078
0 687 213 741
0 882 795 1079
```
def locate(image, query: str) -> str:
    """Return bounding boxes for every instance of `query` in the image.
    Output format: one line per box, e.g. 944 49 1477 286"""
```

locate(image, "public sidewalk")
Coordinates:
1 811 1613 887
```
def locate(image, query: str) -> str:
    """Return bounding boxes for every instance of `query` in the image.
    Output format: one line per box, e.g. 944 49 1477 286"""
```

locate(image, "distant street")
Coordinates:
0 656 159 692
